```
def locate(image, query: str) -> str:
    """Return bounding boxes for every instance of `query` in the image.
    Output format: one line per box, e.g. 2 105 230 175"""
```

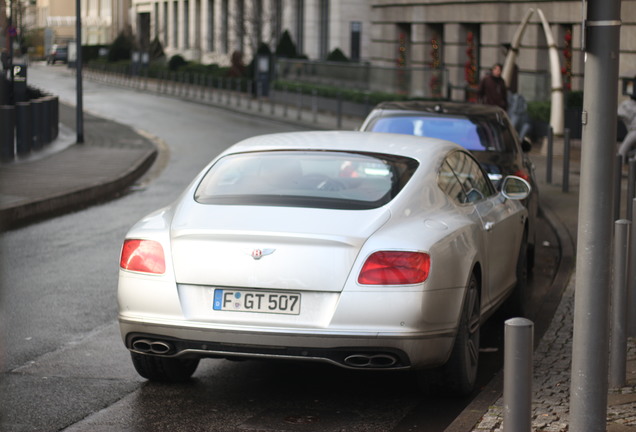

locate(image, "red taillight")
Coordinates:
120 239 166 274
358 251 430 285
513 169 530 182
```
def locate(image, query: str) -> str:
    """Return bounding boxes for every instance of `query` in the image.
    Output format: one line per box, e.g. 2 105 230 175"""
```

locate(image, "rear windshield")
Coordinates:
194 151 419 210
368 115 506 152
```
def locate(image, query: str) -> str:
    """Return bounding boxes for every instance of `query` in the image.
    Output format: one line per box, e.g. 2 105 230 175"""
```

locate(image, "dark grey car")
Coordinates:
360 101 539 273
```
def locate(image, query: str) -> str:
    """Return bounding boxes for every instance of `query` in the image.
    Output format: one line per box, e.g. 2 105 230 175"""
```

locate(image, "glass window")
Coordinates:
368 115 507 152
195 151 418 210
438 161 466 204
442 151 495 203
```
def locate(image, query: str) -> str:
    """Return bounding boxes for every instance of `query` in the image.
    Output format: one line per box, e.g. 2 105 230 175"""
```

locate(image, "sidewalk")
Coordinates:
458 140 636 432
0 103 158 230
1 85 635 430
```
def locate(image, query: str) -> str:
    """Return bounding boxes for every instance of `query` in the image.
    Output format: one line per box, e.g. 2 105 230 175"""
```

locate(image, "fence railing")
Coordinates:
275 59 450 99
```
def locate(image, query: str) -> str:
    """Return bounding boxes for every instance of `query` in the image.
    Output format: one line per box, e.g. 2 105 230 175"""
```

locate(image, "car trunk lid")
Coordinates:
170 204 391 292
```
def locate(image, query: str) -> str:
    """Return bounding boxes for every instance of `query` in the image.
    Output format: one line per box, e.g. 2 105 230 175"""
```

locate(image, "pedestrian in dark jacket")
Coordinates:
478 63 508 110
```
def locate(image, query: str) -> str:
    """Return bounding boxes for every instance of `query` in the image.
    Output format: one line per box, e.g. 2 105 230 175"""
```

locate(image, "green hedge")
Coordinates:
527 91 584 123
273 80 445 106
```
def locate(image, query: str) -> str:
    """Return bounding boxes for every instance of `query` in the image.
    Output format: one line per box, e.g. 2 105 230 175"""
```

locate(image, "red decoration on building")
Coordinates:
465 31 478 102
429 37 442 98
397 32 408 94
562 28 573 91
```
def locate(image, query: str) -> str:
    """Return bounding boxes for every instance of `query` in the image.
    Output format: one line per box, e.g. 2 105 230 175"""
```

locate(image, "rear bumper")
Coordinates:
119 318 456 370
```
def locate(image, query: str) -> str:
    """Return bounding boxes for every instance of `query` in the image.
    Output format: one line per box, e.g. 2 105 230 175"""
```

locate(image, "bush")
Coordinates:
108 31 134 62
275 30 298 58
149 37 165 62
273 80 414 105
326 48 349 62
527 100 551 123
168 55 188 71
566 90 583 108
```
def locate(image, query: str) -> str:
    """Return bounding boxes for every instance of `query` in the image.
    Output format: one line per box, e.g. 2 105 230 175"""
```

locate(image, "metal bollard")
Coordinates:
270 89 275 115
296 88 302 121
15 102 32 156
234 79 239 106
629 198 636 337
336 92 343 129
546 126 554 184
628 159 636 221
50 96 59 140
312 89 318 123
40 96 53 145
31 98 43 150
562 128 570 193
503 317 534 432
615 154 623 222
610 219 630 388
0 105 16 162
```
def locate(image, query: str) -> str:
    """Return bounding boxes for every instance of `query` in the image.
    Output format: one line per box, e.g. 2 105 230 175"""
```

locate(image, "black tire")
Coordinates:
130 352 200 382
443 272 480 396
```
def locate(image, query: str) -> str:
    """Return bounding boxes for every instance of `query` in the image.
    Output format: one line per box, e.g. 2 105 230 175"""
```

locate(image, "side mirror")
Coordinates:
521 137 532 153
501 176 531 200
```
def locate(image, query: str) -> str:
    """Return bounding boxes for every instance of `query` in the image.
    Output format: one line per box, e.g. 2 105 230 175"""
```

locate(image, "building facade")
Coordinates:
29 0 132 54
370 0 635 101
130 0 371 64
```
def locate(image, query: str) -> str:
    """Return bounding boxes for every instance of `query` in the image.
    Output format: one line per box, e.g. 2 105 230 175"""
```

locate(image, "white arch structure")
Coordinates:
502 8 565 136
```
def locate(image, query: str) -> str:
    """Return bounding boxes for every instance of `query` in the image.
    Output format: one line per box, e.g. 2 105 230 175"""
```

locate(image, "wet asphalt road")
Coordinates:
0 64 560 432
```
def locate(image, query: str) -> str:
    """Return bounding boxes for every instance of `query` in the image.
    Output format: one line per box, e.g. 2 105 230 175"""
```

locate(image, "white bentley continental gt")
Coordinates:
118 131 531 395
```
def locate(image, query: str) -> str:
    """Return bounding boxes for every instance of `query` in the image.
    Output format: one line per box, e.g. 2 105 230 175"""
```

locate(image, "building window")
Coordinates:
173 1 179 48
163 1 169 47
237 0 244 53
221 0 228 53
184 0 190 48
350 21 361 61
154 2 159 40
254 0 263 46
274 0 282 43
194 0 201 49
296 0 304 55
207 0 215 51
319 0 329 59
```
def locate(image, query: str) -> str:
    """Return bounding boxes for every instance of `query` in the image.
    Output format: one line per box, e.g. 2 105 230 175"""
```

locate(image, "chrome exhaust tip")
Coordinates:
344 353 398 368
132 339 173 355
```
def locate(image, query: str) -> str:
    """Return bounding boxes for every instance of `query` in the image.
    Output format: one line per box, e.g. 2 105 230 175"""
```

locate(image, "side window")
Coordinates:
501 119 520 153
438 160 466 204
444 151 496 203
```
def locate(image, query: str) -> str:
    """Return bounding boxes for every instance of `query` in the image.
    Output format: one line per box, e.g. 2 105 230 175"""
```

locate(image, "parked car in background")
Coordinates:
47 45 68 64
360 101 539 270
118 131 531 395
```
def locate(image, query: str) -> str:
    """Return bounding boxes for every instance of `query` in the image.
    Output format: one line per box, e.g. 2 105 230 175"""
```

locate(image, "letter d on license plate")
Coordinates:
213 289 301 315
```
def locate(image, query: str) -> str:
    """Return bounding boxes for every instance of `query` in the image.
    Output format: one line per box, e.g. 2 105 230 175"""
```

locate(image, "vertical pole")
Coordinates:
546 126 554 184
614 154 622 221
312 89 318 123
336 92 343 129
569 0 622 430
629 198 636 337
563 128 571 193
628 159 636 220
609 220 630 388
75 0 84 143
296 87 302 121
503 318 533 432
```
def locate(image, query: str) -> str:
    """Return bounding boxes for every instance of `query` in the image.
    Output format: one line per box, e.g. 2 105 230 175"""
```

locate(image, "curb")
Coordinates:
0 144 158 231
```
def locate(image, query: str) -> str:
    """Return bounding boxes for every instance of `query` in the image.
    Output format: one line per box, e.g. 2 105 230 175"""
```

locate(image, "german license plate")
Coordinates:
213 289 301 315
